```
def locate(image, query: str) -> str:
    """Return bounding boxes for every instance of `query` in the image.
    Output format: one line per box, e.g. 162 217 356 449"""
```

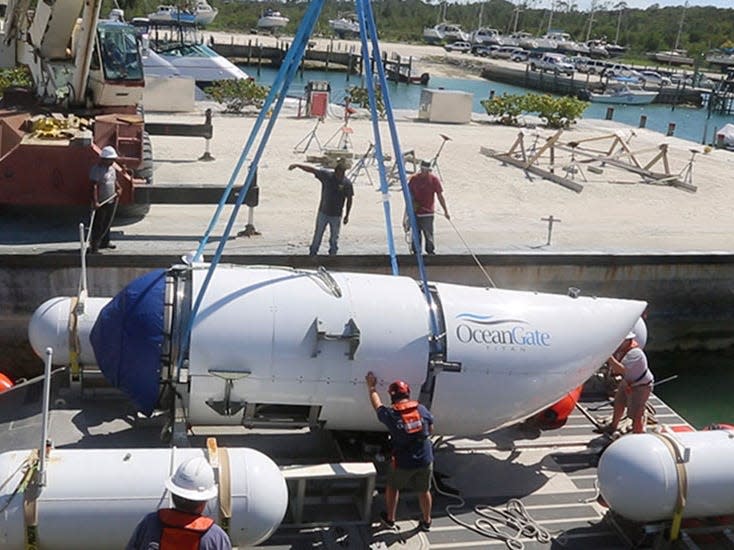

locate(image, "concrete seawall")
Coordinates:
3 253 734 379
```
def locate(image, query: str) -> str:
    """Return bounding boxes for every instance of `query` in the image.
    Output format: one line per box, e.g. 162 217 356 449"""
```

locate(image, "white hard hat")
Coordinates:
100 145 118 159
165 457 218 501
625 331 636 339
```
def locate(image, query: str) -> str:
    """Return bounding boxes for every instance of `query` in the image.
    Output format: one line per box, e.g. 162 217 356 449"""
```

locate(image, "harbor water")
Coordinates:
249 66 734 145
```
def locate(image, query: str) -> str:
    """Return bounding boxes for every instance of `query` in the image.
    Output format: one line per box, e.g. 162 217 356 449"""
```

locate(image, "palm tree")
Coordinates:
613 1 628 45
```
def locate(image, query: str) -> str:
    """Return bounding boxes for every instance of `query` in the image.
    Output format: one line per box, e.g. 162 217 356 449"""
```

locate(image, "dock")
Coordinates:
480 64 705 106
211 39 423 84
3 370 730 548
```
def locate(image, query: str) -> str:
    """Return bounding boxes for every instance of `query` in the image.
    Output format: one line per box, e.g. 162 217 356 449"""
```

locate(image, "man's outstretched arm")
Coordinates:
288 163 318 175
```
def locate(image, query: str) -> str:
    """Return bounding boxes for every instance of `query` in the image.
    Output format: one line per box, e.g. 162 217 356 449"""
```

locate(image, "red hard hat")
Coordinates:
388 380 410 397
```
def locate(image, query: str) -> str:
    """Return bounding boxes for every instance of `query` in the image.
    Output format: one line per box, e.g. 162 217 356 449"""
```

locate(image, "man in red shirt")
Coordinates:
407 160 450 255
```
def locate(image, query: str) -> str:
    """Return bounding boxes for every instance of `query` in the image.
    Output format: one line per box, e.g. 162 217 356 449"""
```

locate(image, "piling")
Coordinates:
639 115 647 128
667 122 676 137
605 107 614 120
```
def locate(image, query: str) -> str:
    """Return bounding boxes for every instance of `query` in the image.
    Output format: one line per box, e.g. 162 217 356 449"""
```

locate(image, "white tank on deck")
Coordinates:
598 429 734 522
0 447 287 549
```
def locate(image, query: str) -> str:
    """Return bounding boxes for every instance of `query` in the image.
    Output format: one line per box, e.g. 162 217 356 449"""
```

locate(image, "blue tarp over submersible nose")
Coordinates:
90 269 166 415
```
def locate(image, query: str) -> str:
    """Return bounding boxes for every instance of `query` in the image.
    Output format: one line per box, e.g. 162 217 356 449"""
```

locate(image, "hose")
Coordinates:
432 442 553 549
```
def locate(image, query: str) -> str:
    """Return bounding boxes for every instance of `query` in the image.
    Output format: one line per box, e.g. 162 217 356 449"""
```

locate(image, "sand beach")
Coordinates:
3 31 733 258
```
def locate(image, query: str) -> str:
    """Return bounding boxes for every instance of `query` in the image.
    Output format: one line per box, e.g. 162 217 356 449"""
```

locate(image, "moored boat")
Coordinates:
257 9 289 32
423 22 469 44
329 14 360 38
588 84 657 105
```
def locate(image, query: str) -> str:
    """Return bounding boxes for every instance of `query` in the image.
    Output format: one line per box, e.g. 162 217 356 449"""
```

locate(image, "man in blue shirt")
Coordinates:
289 160 354 256
365 371 434 531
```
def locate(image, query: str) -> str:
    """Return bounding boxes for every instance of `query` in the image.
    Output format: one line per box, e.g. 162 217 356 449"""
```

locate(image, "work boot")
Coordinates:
379 511 396 530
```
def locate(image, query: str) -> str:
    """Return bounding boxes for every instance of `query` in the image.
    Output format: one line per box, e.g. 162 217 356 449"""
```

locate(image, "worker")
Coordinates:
365 371 434 532
288 160 353 256
89 145 122 254
602 331 654 435
406 160 449 255
126 456 231 550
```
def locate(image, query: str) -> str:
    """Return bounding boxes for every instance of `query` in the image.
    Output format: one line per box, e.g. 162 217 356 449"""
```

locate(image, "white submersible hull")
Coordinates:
29 264 647 436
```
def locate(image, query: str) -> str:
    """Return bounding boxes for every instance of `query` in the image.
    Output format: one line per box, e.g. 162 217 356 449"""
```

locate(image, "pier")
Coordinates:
211 39 420 84
480 64 705 106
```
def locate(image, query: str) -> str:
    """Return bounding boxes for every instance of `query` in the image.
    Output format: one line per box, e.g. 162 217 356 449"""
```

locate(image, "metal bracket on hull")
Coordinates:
205 369 250 416
312 318 361 360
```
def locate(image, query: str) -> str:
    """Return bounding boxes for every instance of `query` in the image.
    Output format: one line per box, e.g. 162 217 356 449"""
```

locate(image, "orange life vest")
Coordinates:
613 339 639 361
158 509 214 550
392 400 423 434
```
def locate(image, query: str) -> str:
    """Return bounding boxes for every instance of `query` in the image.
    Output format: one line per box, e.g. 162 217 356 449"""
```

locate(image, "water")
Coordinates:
248 66 734 144
649 351 734 429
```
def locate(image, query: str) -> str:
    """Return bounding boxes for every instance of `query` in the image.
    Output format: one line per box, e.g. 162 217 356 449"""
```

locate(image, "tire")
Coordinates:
118 131 153 219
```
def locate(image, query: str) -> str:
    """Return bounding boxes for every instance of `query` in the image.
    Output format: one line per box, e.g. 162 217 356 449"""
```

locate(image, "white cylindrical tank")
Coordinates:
0 447 287 549
28 297 111 365
598 430 734 522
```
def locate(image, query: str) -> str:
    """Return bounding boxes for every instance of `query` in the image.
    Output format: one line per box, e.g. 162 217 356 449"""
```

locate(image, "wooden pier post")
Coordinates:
605 107 614 120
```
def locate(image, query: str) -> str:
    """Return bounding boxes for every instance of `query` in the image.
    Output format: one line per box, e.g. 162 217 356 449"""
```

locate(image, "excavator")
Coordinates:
0 0 152 216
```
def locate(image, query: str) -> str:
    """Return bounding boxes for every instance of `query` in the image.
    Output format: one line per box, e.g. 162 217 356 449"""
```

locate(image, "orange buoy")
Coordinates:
533 385 584 430
0 373 13 393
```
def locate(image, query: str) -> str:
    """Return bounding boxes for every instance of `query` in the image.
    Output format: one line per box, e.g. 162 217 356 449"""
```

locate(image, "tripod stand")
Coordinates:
324 101 355 151
348 143 375 185
428 133 451 182
293 117 324 154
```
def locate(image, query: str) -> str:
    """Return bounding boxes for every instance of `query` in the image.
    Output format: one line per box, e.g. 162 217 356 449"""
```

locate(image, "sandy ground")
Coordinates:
131 102 734 258
3 31 732 257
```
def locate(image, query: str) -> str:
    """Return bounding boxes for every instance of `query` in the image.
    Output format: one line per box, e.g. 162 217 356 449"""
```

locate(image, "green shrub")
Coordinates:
205 78 269 113
0 67 32 96
345 85 385 116
480 93 527 126
481 93 588 129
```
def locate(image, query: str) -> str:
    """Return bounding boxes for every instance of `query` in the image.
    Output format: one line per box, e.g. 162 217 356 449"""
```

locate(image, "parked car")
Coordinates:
530 53 575 76
444 41 472 53
572 56 608 74
510 50 529 62
639 70 672 86
472 45 499 57
491 46 526 60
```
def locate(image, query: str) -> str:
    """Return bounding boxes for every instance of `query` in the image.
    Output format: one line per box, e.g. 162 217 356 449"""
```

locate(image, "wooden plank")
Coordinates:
488 151 584 193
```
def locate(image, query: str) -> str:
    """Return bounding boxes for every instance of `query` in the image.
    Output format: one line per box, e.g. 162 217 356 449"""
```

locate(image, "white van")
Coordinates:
530 53 574 76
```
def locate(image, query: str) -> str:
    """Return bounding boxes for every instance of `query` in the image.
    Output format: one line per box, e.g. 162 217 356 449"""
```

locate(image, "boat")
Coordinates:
541 31 589 55
585 39 610 58
147 5 196 25
423 22 469 44
154 42 249 89
588 83 658 105
192 1 218 26
147 2 218 26
257 9 289 32
328 14 360 38
131 18 248 89
471 27 501 46
648 49 694 66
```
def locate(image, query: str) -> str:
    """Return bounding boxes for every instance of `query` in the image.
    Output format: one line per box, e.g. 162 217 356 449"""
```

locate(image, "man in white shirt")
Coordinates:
604 331 654 434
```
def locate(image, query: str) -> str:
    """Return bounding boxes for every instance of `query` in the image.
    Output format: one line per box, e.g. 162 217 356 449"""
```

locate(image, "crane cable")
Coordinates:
446 217 496 288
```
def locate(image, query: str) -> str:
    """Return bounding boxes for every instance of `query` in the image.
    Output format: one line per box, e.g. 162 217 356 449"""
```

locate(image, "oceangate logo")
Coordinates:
454 313 551 347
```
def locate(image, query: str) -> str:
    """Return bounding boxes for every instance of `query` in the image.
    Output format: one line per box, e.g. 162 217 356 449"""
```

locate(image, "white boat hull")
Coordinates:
589 91 657 105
